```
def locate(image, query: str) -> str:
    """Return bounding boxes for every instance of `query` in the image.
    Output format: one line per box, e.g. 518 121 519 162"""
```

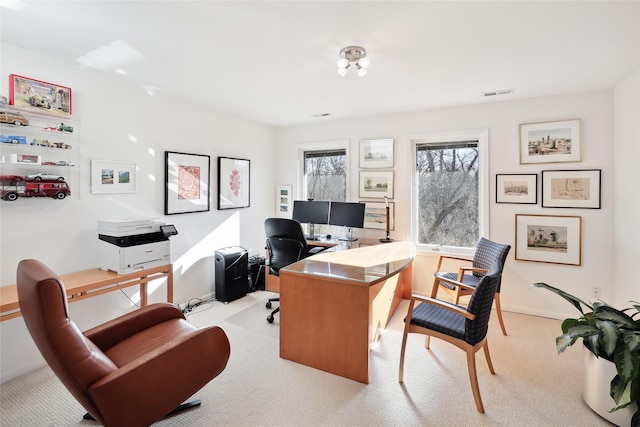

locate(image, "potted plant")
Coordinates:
532 282 639 427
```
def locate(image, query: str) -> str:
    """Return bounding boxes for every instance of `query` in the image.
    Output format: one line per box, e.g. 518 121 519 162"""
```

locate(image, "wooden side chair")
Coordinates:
431 237 511 335
399 263 502 413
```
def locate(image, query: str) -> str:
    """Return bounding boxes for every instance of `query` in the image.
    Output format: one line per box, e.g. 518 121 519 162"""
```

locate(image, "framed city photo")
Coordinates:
276 185 292 218
520 119 581 164
496 174 537 204
541 169 601 209
515 214 582 266
363 201 395 230
359 170 393 199
91 160 136 194
359 138 394 168
218 156 250 210
165 151 210 215
9 74 72 116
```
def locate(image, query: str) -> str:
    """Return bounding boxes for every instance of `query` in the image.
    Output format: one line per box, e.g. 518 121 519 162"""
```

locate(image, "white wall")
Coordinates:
275 90 617 320
614 70 640 307
0 43 276 382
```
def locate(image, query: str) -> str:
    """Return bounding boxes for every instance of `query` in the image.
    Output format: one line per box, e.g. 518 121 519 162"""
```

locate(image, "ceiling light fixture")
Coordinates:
337 46 369 77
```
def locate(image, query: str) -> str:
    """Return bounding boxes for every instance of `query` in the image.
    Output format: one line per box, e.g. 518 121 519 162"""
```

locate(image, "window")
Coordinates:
303 148 346 202
412 130 489 253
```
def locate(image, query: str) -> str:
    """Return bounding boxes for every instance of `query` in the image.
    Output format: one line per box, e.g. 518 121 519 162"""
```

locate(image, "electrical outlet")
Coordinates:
592 287 601 299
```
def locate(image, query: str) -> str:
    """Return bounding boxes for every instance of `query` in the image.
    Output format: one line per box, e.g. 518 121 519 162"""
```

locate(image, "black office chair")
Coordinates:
264 218 321 323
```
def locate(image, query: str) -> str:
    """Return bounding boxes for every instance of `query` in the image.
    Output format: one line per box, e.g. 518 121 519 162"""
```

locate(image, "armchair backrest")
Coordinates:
464 262 501 345
264 218 308 275
17 259 116 421
472 237 511 281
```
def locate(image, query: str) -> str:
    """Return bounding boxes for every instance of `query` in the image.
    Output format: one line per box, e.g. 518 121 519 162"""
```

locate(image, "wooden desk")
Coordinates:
0 264 173 322
279 241 415 383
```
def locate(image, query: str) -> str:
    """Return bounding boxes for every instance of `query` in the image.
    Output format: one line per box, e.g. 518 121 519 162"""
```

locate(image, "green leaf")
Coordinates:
624 332 640 352
611 374 626 404
561 318 580 334
610 380 633 411
596 320 621 357
594 305 637 328
614 345 640 383
531 282 593 314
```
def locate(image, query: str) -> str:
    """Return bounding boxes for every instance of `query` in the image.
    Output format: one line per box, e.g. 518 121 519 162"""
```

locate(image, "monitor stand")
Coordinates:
305 223 319 241
339 227 358 242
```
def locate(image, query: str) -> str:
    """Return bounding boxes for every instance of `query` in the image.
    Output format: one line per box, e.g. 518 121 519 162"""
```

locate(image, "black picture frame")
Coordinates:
541 169 601 209
217 156 250 210
495 173 537 204
164 151 211 215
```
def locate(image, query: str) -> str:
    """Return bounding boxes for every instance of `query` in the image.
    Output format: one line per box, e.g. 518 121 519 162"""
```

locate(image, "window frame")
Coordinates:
410 129 489 256
296 139 351 201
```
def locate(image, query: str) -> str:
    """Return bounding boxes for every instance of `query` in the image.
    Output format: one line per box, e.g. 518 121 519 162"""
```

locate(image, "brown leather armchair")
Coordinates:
17 259 231 427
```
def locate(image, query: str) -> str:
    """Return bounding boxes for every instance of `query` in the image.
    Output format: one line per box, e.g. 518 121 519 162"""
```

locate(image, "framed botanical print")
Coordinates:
165 151 210 215
218 157 250 210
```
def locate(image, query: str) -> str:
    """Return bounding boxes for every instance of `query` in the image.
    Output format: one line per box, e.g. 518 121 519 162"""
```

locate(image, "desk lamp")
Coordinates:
379 196 394 243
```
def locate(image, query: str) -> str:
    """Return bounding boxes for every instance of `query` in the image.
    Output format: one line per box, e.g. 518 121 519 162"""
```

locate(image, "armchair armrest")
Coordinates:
435 276 477 292
84 303 185 351
410 293 475 320
87 325 230 427
459 267 488 275
435 254 473 271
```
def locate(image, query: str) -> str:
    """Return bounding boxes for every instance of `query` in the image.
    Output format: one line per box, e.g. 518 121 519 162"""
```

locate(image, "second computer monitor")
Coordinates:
329 201 365 241
292 200 330 240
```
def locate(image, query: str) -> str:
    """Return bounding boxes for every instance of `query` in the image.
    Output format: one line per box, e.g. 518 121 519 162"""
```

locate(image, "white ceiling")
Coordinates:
1 1 638 127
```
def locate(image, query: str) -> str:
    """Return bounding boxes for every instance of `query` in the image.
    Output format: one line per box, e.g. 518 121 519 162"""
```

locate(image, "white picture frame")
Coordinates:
359 170 394 199
276 185 293 218
363 201 394 230
520 119 581 164
91 160 136 194
359 138 394 168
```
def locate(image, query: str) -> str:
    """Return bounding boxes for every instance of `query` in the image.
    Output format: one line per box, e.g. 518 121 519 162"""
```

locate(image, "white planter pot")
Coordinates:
583 347 637 426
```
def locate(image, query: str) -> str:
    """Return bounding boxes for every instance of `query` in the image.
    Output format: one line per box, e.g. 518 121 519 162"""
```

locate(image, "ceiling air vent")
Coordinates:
312 113 331 118
482 89 514 97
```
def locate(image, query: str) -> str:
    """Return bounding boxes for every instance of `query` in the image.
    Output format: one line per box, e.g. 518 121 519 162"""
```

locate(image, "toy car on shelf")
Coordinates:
0 135 27 144
26 172 65 182
0 174 70 201
44 123 73 133
30 138 72 149
0 110 29 126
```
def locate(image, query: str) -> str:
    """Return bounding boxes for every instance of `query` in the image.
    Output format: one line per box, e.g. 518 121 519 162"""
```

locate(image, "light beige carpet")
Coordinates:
0 291 612 426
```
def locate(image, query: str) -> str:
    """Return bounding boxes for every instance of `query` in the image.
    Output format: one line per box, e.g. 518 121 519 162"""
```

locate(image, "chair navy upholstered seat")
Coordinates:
432 237 510 334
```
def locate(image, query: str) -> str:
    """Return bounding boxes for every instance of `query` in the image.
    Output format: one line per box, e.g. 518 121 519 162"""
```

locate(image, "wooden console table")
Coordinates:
0 264 173 322
279 241 415 383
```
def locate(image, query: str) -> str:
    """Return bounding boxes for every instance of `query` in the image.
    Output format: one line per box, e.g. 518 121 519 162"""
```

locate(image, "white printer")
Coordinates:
97 219 178 274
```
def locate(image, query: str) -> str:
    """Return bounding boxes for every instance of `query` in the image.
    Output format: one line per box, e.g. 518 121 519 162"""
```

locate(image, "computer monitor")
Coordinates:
329 201 366 241
292 200 330 240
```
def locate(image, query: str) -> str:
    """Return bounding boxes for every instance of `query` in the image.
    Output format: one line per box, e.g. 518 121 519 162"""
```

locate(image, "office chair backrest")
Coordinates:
17 259 116 421
464 262 501 345
264 218 308 275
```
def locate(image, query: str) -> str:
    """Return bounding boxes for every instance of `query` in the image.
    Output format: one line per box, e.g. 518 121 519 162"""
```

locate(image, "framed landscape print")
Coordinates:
520 119 581 164
359 170 394 199
496 174 537 204
359 138 394 168
541 169 601 209
515 214 582 266
218 156 250 210
363 201 395 230
91 160 136 194
165 151 210 215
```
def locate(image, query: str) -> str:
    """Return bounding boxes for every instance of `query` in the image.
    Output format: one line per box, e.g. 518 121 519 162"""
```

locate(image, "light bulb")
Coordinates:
337 68 348 77
358 57 370 69
357 66 367 77
336 58 349 69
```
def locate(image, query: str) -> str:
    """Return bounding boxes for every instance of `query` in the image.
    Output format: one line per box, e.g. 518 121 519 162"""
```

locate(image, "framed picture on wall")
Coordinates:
496 174 537 204
218 156 250 210
9 74 72 116
91 160 137 194
515 214 582 266
363 201 394 230
276 185 293 218
359 138 394 168
519 119 581 164
164 151 211 215
358 170 394 199
541 169 601 209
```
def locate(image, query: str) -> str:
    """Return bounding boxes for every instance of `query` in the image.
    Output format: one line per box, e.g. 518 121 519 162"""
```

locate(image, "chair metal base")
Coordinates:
83 399 202 421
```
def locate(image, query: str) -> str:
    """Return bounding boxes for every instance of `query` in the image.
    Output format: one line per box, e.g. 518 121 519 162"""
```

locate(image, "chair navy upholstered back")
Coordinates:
471 238 511 291
464 262 501 345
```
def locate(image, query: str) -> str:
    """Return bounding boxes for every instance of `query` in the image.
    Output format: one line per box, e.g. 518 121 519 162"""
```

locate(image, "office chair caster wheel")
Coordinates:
267 314 274 323
266 301 272 309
